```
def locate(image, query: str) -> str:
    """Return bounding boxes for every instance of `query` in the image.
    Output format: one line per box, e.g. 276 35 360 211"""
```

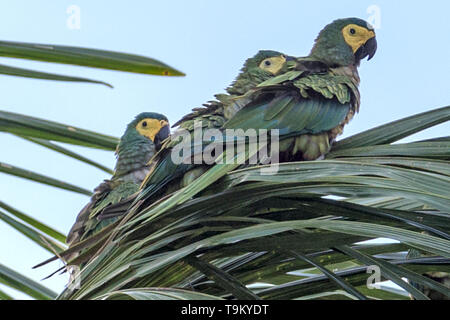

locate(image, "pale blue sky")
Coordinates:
0 1 449 298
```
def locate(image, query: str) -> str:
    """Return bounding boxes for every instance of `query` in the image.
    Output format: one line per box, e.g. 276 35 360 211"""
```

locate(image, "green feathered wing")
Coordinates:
223 68 359 158
66 179 139 246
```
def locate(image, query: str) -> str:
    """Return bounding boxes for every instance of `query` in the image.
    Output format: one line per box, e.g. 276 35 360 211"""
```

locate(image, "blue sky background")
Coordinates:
0 1 449 298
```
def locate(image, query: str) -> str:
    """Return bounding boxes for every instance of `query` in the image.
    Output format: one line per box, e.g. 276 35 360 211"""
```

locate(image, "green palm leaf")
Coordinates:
95 288 223 300
53 106 449 300
0 161 92 196
0 264 57 300
0 201 66 243
0 63 112 87
18 136 113 175
0 40 185 79
0 110 119 150
0 210 66 254
331 106 450 151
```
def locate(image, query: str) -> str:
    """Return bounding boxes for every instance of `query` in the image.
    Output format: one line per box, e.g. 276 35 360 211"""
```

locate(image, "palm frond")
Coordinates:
0 63 112 87
17 136 114 175
0 264 57 300
331 106 450 150
0 40 185 83
53 105 449 300
0 161 92 196
0 110 119 150
0 111 118 189
95 288 223 300
0 201 66 243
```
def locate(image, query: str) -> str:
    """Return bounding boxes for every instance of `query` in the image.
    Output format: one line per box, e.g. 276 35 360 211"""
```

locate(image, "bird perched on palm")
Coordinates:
66 112 170 254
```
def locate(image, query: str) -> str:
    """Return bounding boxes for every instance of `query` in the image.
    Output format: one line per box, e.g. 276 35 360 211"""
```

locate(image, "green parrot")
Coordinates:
66 112 170 249
120 17 377 210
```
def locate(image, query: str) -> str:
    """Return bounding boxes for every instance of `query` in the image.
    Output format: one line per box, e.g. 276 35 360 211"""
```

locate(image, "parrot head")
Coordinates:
114 112 170 177
125 112 170 150
227 50 295 95
310 17 377 67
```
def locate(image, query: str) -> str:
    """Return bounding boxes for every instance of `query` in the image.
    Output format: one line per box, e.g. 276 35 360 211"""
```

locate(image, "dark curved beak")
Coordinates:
355 36 377 62
154 124 170 150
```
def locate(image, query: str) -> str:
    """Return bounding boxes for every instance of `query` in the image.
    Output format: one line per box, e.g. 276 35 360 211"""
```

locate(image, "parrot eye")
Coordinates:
142 121 148 127
350 28 356 35
259 55 286 74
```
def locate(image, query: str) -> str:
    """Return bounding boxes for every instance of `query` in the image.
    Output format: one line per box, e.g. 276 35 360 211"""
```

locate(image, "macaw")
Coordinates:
66 112 170 249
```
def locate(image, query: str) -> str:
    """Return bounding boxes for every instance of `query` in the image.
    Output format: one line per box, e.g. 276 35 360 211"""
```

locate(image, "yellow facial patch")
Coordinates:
259 55 287 74
136 118 169 141
342 24 376 53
